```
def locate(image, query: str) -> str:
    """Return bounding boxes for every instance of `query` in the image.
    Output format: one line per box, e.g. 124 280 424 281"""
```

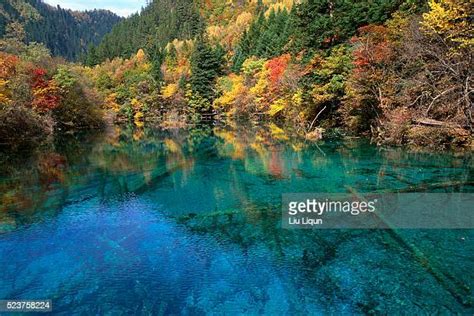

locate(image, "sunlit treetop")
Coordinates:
421 0 474 49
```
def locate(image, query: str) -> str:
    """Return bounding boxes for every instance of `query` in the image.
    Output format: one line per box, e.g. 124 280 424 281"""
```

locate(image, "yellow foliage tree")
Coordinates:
0 79 11 105
249 66 269 108
134 111 144 127
265 0 296 17
136 49 146 63
161 83 179 99
421 0 474 49
236 11 253 27
268 98 287 116
131 98 142 111
105 93 120 112
214 74 245 111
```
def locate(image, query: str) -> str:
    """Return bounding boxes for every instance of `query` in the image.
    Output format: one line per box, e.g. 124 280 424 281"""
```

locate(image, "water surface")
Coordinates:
0 124 473 314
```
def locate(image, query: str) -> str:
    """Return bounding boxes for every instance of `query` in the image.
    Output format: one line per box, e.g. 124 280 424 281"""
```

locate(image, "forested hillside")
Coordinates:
87 0 202 66
1 0 472 150
83 0 472 148
0 0 121 60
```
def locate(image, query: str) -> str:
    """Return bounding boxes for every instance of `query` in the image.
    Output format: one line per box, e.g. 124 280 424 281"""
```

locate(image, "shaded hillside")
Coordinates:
0 0 122 60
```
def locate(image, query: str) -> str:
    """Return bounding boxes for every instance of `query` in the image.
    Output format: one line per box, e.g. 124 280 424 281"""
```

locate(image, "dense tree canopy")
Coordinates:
88 0 203 65
1 0 472 149
0 0 121 60
294 0 409 50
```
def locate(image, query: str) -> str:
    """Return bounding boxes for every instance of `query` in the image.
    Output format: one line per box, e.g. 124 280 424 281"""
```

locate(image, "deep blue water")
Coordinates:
0 124 473 314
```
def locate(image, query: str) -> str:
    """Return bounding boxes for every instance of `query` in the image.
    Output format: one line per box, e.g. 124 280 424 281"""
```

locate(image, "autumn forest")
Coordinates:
0 1 474 314
0 0 472 149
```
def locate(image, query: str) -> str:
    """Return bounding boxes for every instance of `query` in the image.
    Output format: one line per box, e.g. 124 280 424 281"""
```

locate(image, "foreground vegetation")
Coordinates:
0 0 473 150
0 27 103 148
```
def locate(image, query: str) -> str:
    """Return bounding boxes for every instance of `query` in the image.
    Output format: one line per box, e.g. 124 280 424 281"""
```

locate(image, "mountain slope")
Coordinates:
87 0 203 64
0 0 122 60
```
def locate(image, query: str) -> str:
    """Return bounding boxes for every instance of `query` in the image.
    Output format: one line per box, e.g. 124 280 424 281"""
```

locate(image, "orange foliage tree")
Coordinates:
31 68 61 112
266 54 291 92
0 53 19 105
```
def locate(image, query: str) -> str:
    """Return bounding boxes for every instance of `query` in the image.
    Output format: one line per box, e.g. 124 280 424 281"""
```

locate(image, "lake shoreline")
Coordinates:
2 116 473 156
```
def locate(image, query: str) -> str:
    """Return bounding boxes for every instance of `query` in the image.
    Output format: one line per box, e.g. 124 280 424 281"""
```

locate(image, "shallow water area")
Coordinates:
0 124 473 314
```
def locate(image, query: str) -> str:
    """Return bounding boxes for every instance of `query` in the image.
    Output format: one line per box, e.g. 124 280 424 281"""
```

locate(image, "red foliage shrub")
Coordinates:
32 68 48 89
31 84 61 112
29 67 61 112
266 54 291 90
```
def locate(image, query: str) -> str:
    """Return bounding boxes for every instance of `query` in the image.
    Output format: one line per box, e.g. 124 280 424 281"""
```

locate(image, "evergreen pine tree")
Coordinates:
190 37 223 103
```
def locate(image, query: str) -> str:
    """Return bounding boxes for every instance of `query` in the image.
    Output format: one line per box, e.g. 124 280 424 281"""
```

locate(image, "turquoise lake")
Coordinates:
0 124 473 314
